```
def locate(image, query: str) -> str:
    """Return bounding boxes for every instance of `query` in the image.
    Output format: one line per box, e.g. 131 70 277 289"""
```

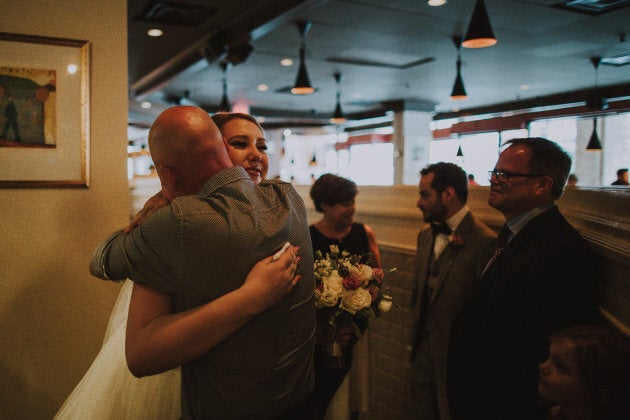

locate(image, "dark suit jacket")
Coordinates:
408 212 496 377
447 206 600 420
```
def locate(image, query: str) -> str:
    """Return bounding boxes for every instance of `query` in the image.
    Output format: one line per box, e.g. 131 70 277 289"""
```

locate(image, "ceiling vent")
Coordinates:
553 0 630 15
135 1 217 27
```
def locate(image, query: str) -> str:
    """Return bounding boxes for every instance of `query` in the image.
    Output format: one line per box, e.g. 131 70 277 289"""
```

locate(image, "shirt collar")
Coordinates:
198 166 251 196
506 202 555 237
445 205 469 233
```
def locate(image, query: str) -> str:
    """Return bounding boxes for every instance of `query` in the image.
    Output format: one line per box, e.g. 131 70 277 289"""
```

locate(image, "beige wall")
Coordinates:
0 0 129 417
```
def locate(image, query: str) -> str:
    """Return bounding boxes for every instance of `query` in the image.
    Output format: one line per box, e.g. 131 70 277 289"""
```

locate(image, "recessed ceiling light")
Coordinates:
280 58 293 66
141 101 152 109
428 0 447 6
257 84 269 92
67 64 78 74
147 28 163 37
521 84 530 90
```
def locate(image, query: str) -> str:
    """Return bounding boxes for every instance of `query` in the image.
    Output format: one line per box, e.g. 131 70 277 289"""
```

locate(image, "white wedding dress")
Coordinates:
55 280 181 419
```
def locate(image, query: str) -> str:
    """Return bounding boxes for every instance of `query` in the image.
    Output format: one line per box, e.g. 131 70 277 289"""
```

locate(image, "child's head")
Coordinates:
538 324 630 418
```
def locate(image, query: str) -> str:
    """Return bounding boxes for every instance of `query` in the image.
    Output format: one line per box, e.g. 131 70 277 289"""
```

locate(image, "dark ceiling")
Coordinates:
127 0 630 128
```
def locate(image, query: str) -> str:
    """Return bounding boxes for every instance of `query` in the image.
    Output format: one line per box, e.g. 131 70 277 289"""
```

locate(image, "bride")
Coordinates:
55 112 274 419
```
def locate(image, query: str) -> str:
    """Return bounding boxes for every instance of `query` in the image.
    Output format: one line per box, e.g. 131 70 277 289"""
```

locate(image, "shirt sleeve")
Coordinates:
89 207 181 294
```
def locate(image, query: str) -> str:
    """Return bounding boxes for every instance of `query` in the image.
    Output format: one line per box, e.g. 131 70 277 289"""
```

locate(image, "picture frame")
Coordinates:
0 32 90 188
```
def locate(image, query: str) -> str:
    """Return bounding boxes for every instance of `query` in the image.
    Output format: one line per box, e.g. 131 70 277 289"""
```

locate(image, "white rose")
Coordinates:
315 288 339 308
340 287 372 314
378 295 393 313
343 262 366 281
323 275 344 298
359 264 373 284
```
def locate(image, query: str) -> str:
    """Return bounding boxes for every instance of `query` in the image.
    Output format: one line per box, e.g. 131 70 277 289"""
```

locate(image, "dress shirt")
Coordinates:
433 206 469 259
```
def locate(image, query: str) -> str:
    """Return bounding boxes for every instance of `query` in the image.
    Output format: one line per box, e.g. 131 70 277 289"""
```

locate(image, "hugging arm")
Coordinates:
125 246 301 377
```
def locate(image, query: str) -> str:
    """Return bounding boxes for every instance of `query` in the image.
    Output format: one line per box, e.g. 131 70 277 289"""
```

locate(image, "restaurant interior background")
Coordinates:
126 0 630 190
129 110 630 188
1 1 628 418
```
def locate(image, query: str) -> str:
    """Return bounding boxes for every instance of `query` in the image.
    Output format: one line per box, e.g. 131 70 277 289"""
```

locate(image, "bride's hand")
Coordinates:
241 245 301 312
125 190 170 233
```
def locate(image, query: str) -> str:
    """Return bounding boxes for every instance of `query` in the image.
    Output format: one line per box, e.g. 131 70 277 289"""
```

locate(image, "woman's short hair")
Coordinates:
310 174 358 213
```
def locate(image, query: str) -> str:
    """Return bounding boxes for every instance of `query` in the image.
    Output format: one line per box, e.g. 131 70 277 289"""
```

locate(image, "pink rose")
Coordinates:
343 274 363 290
368 285 380 302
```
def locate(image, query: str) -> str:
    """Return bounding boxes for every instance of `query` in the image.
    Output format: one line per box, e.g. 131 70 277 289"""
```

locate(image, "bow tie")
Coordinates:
430 222 452 236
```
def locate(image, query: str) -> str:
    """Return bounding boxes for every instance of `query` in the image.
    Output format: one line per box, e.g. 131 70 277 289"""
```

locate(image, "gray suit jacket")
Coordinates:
408 212 496 379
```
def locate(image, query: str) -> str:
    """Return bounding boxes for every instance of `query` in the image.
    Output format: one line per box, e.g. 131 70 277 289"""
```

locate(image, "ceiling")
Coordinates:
127 0 630 129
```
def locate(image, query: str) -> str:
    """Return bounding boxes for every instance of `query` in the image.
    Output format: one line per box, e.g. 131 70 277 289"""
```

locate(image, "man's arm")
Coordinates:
125 246 301 377
124 190 170 234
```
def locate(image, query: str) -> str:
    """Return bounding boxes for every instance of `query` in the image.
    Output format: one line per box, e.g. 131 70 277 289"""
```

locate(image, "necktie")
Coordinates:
495 224 511 250
482 224 511 275
430 222 452 236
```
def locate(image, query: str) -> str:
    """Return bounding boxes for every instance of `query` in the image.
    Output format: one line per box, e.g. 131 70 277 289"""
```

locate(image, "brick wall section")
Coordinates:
362 245 417 420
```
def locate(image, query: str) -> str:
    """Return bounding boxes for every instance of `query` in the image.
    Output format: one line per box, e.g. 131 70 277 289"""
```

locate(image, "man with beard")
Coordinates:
408 162 496 420
447 138 600 419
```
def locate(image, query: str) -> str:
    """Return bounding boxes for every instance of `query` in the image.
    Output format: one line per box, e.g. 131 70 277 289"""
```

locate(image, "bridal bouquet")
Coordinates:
313 245 395 363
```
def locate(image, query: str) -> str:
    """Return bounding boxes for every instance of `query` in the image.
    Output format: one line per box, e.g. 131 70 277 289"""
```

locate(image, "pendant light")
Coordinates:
218 61 231 112
586 117 602 150
456 145 464 156
451 36 468 100
291 21 315 95
462 0 497 49
330 72 346 124
586 56 609 111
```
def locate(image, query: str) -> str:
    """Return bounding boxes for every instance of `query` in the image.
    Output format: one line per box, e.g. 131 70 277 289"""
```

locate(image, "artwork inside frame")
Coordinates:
0 32 90 188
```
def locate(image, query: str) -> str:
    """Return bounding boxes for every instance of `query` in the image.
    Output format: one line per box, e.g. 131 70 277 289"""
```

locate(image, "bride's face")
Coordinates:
223 119 269 184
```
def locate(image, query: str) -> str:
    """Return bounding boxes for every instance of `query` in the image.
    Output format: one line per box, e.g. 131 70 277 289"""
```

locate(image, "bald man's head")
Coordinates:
148 106 233 199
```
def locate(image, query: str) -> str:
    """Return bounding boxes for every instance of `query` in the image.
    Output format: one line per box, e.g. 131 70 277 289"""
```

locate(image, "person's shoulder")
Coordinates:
469 215 497 239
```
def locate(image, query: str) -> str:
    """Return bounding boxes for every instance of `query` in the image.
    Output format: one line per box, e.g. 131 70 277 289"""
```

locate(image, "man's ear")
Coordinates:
441 186 456 204
156 164 178 199
533 176 553 196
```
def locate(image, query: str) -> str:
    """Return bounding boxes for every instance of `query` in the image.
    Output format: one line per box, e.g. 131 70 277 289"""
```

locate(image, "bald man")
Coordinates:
90 106 316 419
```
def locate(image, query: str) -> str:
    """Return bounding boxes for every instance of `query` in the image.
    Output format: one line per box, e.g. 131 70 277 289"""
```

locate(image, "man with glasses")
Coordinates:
447 138 600 420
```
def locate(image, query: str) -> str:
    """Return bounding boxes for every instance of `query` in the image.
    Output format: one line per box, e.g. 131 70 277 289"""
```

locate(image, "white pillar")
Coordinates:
391 101 435 185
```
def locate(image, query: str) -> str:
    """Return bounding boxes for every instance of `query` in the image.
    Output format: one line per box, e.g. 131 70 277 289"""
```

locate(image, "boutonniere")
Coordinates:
448 234 465 246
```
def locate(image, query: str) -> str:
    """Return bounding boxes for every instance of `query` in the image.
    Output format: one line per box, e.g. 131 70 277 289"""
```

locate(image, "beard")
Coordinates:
422 201 448 223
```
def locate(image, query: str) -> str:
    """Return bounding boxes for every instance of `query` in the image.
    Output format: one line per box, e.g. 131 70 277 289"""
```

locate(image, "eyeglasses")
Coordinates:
488 170 545 183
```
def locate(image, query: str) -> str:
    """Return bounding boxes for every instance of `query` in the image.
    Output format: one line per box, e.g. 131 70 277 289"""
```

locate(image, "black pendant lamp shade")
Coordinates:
456 145 464 156
451 36 468 100
586 117 602 150
218 61 231 112
462 0 497 49
291 21 315 95
330 72 346 124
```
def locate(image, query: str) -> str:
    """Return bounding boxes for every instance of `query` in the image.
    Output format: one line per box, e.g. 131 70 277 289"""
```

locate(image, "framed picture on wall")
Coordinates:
0 32 90 188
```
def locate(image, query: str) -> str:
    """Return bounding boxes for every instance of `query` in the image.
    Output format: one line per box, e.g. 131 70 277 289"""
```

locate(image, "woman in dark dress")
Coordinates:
309 174 381 419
